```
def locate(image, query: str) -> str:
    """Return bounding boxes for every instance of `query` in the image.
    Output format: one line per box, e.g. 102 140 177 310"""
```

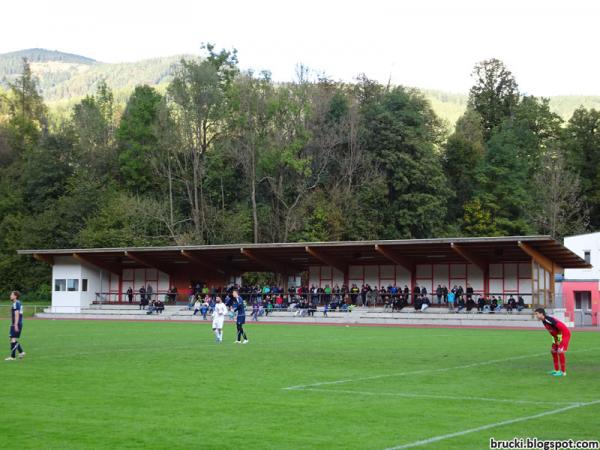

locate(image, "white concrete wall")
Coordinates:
564 232 600 280
52 256 84 313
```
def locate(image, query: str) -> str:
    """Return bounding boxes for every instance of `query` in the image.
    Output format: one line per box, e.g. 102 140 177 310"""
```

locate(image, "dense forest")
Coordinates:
0 45 598 299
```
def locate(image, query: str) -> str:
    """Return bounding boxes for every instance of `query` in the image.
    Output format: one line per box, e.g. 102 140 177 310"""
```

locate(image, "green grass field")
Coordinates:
1 319 599 449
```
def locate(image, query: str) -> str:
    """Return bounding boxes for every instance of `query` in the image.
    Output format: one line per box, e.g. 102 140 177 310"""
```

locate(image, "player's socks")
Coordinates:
559 353 566 373
10 342 18 358
552 353 559 371
17 343 23 353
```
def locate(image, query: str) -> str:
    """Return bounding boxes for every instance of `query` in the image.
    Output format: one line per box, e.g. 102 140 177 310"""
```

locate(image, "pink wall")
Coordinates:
562 281 600 326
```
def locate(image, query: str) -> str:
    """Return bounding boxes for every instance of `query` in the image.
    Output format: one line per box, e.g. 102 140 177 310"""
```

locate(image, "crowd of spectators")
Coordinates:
183 282 528 315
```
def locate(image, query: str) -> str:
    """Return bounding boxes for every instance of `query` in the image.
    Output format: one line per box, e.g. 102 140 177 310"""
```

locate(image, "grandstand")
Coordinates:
19 235 590 327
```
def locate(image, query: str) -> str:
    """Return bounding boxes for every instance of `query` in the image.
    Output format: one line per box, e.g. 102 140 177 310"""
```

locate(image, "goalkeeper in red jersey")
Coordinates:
534 308 572 377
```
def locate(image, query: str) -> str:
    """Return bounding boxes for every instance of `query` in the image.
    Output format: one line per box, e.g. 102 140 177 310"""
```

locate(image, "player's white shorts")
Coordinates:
212 318 224 329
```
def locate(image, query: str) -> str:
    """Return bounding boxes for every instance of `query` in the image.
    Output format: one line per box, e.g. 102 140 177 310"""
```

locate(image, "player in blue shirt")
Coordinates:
6 291 25 361
231 290 249 344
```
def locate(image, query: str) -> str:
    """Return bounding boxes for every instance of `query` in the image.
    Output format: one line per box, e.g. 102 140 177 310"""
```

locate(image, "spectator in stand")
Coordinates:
495 296 503 312
350 284 359 304
193 299 201 316
252 302 259 321
200 299 209 320
456 296 466 313
146 284 154 304
126 287 133 303
366 286 376 307
139 286 147 310
421 285 428 298
413 294 422 311
490 297 498 314
466 284 474 302
436 284 443 304
466 296 476 312
442 285 448 303
403 285 410 303
146 300 156 315
420 294 431 312
447 289 455 312
413 285 421 304
168 286 178 303
266 301 273 316
477 295 486 313
324 285 331 304
360 285 368 306
517 296 526 312
188 285 195 310
333 285 341 305
155 299 165 314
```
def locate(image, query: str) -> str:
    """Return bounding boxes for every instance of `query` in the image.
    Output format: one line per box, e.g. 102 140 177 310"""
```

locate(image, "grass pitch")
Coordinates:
1 319 599 449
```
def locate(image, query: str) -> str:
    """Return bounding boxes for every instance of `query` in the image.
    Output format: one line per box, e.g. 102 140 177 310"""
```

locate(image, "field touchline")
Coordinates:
295 388 575 406
383 399 600 450
283 347 600 390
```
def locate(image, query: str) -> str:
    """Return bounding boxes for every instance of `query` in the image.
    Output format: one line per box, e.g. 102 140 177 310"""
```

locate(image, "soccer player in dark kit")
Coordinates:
6 291 25 361
534 308 571 377
232 290 249 344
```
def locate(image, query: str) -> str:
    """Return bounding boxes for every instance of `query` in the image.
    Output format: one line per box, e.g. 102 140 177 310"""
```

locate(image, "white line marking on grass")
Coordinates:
283 347 600 390
383 399 600 449
295 388 574 406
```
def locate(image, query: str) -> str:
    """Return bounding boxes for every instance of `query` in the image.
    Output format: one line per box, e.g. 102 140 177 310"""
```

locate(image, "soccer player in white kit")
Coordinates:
212 297 228 343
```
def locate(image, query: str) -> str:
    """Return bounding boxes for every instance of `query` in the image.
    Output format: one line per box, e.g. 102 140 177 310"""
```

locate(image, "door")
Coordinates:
574 291 593 327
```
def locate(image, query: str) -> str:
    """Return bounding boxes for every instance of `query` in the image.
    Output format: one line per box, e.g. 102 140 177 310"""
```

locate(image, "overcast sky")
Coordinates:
2 0 599 95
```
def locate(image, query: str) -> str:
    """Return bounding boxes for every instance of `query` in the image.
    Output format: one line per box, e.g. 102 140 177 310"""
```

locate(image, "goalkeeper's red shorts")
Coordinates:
551 335 570 353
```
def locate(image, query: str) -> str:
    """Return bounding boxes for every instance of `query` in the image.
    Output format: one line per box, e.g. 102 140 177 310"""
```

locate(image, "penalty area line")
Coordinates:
282 347 600 390
294 387 575 406
383 399 600 450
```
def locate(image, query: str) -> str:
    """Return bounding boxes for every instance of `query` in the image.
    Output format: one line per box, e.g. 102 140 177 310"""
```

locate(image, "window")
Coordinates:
54 279 66 291
67 279 79 292
82 279 88 292
584 251 591 264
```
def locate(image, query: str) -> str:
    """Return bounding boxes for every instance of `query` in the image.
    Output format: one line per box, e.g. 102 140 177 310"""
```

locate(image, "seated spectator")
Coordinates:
456 296 466 313
517 296 526 312
490 297 498 314
414 295 423 311
146 300 156 315
477 296 486 313
466 297 476 312
506 295 516 313
420 295 431 312
155 299 165 314
200 301 209 320
193 299 201 316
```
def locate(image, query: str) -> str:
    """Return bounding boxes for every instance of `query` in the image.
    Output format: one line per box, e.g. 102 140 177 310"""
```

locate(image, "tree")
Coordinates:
530 150 588 239
470 120 533 235
443 109 485 220
563 107 600 227
159 46 238 243
468 59 519 139
5 58 47 154
226 71 275 243
117 85 163 193
71 80 117 180
360 84 450 239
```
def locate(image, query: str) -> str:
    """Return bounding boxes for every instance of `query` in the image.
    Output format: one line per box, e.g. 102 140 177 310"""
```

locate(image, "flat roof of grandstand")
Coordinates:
18 235 590 273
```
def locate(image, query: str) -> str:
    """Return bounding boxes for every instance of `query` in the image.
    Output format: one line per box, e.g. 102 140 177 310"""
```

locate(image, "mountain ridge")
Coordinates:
1 48 599 127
